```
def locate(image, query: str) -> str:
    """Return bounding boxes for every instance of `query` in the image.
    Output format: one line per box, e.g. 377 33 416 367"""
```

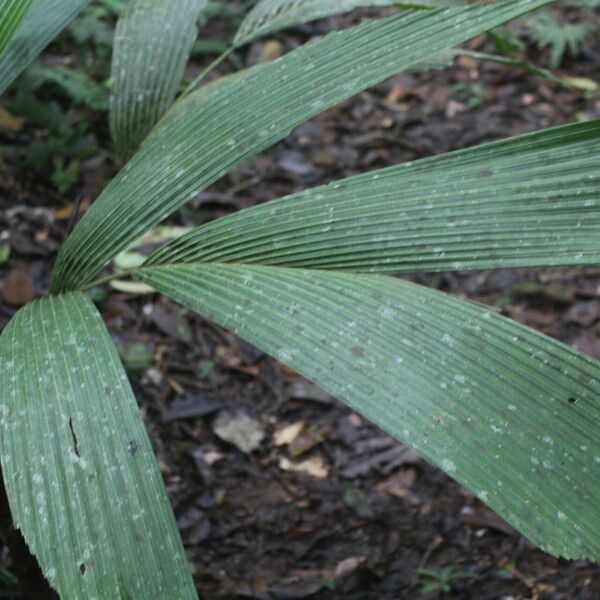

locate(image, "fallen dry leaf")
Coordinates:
54 196 92 221
459 505 517 537
456 54 479 70
0 106 24 131
385 84 406 103
375 469 421 505
216 344 261 376
571 331 600 360
334 556 366 580
202 450 225 466
161 396 222 423
289 427 325 458
273 421 305 446
1 266 35 306
259 39 284 63
213 410 265 453
342 445 420 478
279 456 329 479
288 380 334 404
565 301 600 327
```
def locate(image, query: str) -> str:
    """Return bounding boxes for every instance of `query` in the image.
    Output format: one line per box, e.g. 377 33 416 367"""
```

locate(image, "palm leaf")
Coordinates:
110 0 208 160
0 0 91 96
0 0 33 57
0 293 197 598
51 0 552 293
233 0 467 46
145 119 600 272
135 263 600 560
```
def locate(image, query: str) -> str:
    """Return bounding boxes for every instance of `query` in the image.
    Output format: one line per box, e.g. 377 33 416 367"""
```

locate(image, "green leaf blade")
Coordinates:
146 119 600 273
0 293 197 598
110 0 208 160
233 0 467 46
52 0 553 293
0 0 91 96
0 0 33 58
136 263 600 560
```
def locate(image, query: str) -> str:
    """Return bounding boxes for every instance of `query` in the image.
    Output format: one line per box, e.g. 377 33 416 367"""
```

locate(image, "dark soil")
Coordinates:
1 5 600 599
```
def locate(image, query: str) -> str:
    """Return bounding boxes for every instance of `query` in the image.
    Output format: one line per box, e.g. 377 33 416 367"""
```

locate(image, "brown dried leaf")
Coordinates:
213 410 265 453
273 421 305 446
279 456 328 479
1 266 34 306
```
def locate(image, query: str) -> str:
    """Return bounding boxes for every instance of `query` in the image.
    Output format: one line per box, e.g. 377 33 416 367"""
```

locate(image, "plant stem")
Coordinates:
81 269 137 292
182 46 235 97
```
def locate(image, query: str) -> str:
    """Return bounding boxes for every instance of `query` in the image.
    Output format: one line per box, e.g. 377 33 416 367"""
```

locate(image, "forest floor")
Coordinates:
1 3 600 599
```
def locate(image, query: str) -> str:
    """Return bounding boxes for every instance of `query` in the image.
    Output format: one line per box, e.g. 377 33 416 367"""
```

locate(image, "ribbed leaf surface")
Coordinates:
0 0 32 57
0 0 91 95
147 119 600 273
233 0 466 46
52 0 552 293
136 263 600 560
110 0 207 160
0 293 197 598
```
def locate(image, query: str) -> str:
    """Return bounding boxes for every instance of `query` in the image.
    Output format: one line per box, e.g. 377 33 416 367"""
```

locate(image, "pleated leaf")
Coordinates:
0 0 91 96
110 0 207 161
52 0 552 293
146 119 600 273
233 0 467 46
0 0 33 57
135 263 600 560
0 293 197 599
